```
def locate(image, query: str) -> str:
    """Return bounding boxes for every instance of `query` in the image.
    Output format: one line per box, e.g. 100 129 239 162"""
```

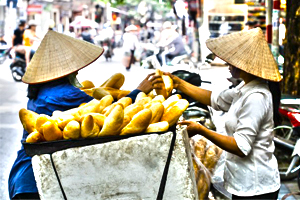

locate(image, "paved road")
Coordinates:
0 48 298 199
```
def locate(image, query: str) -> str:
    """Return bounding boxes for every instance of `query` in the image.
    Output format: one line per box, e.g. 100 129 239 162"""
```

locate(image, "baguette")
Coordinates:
120 109 152 135
19 108 40 133
26 130 45 143
124 104 144 119
100 73 125 89
154 69 168 98
80 80 95 89
98 104 124 136
161 99 189 126
148 102 164 124
81 115 100 138
145 121 169 133
63 120 81 139
43 120 63 141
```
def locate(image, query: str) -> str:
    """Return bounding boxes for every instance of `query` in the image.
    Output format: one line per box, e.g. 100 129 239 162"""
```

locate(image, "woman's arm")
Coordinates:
165 72 212 106
178 120 245 157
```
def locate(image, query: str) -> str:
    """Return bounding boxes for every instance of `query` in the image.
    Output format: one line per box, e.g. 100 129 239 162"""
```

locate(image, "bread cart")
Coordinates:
23 126 198 200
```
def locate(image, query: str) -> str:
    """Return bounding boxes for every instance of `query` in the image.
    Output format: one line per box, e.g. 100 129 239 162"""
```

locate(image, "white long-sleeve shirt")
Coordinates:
210 78 280 196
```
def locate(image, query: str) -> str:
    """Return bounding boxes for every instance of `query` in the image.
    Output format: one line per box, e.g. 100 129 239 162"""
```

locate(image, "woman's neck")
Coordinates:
240 72 257 84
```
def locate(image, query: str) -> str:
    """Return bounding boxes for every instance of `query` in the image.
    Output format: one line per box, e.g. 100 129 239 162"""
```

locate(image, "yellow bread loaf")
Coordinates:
152 95 165 103
80 80 95 89
148 102 164 124
102 87 131 100
93 87 111 100
100 73 125 89
56 114 75 130
120 108 152 135
97 95 114 113
161 99 189 126
145 121 169 133
134 97 152 107
135 92 147 102
81 115 100 138
162 75 173 97
117 97 132 108
36 114 53 134
124 104 144 119
26 130 45 143
63 120 81 140
154 69 168 98
101 102 118 116
98 104 124 136
19 108 40 133
116 115 131 133
78 99 101 116
42 120 63 141
162 94 182 109
79 113 106 128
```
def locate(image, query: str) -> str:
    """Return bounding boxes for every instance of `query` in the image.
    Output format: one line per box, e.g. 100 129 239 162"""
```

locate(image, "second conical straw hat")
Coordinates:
206 28 282 82
22 30 104 84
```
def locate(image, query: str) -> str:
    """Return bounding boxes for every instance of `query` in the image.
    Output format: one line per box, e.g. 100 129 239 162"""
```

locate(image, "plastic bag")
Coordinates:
190 135 224 200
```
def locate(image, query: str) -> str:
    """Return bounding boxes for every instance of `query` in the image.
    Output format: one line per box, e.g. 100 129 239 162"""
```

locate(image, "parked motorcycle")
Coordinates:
273 96 300 184
140 45 196 69
0 44 10 64
10 52 27 82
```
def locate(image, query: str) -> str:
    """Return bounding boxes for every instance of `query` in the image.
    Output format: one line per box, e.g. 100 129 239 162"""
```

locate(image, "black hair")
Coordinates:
27 84 42 99
27 77 70 99
268 81 282 127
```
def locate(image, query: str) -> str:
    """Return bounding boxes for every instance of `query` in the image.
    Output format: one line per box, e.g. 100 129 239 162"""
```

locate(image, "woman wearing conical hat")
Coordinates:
167 28 281 199
8 30 158 199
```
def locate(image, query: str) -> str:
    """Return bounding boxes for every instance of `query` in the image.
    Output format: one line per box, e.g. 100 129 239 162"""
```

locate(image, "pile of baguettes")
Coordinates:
20 69 190 143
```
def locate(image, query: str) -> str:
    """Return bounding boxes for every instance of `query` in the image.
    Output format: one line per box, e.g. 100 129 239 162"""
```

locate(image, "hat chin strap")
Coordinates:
68 73 83 88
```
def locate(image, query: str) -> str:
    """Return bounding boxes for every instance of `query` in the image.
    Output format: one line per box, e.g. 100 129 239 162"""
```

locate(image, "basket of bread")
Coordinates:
21 69 191 156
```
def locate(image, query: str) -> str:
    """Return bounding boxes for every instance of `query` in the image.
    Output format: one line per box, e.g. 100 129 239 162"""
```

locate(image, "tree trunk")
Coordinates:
282 0 300 95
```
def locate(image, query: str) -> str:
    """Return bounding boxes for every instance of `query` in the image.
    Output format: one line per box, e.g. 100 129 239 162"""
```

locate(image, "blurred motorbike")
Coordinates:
10 51 27 82
0 44 10 64
140 45 196 69
273 95 300 185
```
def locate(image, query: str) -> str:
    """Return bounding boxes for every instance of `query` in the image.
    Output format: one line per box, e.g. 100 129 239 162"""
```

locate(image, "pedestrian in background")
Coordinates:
12 20 26 47
23 20 40 66
122 24 139 71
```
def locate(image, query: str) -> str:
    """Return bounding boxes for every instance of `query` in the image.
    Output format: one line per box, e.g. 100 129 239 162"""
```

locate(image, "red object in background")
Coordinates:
279 107 300 127
112 13 117 21
27 4 42 15
287 112 300 128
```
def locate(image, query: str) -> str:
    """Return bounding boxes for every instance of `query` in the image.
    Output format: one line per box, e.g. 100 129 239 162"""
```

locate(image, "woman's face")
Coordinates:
228 64 241 78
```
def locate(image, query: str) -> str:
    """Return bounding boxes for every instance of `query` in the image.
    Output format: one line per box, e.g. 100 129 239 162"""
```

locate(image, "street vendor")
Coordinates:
165 28 282 199
8 30 159 199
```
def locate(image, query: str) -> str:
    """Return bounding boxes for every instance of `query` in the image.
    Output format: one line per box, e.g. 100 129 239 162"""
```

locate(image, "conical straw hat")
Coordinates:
22 30 104 84
205 28 282 82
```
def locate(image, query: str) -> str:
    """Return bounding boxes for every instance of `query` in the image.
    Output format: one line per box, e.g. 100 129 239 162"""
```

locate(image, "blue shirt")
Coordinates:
8 78 93 198
8 78 141 198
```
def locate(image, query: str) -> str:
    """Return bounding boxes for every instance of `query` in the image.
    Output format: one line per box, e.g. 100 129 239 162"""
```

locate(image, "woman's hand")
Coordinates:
163 72 182 89
178 120 205 138
137 73 164 94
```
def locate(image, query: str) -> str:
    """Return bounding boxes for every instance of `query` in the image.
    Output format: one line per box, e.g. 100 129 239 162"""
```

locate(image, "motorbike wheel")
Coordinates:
274 137 299 181
11 66 23 82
